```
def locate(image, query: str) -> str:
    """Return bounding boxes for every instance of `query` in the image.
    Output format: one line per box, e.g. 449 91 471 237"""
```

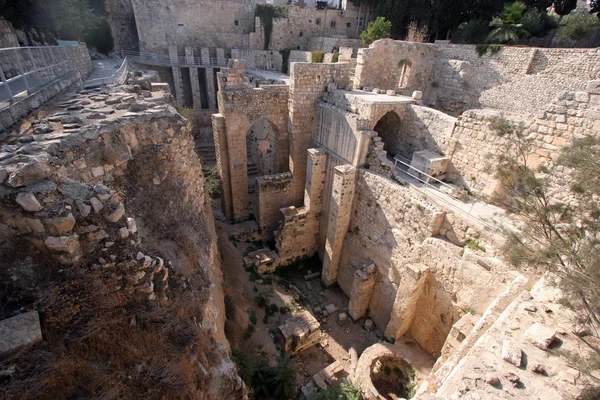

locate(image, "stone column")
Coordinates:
348 263 377 320
321 164 357 286
200 47 210 65
169 46 185 104
206 68 217 110
186 47 202 110
216 48 225 66
224 117 248 222
304 148 327 213
212 114 233 220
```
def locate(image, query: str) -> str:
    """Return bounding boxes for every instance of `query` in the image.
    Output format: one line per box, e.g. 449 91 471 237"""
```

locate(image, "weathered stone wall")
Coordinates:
428 58 477 116
0 86 245 398
250 6 360 51
337 170 444 331
401 105 457 159
215 61 289 222
232 49 283 71
0 17 19 48
354 40 437 97
105 0 139 51
307 36 364 53
288 62 351 206
131 0 253 54
434 44 600 115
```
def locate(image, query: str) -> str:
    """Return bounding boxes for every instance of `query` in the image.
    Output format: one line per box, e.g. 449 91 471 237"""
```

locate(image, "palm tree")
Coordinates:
488 2 531 43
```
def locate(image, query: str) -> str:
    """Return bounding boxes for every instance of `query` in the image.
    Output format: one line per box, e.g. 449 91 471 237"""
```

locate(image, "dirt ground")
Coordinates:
215 217 384 394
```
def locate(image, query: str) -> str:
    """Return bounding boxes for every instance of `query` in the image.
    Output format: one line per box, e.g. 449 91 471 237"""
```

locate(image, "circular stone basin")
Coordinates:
370 355 416 400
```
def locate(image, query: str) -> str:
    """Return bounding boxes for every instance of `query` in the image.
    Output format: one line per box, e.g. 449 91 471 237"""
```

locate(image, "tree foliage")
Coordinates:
560 12 600 41
0 0 113 53
488 2 530 43
252 352 297 399
489 117 600 346
361 16 391 44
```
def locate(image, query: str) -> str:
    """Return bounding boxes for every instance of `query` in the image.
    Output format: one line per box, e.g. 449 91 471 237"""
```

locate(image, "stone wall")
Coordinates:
307 36 364 53
250 6 361 51
0 17 19 48
232 49 283 71
0 85 245 398
105 0 139 51
353 40 437 97
131 0 253 54
434 44 600 115
401 105 457 159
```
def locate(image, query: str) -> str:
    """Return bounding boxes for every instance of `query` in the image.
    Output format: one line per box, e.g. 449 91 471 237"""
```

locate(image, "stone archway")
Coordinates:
373 111 402 159
246 118 280 178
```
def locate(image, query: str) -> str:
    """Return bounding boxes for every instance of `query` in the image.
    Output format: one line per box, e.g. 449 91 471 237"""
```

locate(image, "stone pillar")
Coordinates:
185 47 202 110
206 68 217 110
304 149 327 213
200 47 210 65
321 164 357 286
348 263 377 320
216 48 225 66
169 46 185 104
212 114 233 220
225 118 248 222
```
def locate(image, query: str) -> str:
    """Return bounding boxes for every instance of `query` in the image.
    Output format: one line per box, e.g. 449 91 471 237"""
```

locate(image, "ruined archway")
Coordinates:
373 111 402 159
246 118 280 178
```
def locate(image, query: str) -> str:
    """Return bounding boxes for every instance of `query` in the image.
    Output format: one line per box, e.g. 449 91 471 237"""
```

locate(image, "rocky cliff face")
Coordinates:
0 83 245 398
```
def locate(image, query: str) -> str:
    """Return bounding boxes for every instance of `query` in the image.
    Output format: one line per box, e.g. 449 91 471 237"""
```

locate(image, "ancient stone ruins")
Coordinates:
0 1 599 399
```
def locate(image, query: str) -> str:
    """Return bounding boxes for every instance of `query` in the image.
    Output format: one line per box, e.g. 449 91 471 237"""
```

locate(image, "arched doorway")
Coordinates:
246 118 280 216
373 111 402 159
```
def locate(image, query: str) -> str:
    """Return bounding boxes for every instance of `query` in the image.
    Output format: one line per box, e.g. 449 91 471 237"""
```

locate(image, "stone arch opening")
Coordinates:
246 118 280 178
373 111 402 159
398 59 412 90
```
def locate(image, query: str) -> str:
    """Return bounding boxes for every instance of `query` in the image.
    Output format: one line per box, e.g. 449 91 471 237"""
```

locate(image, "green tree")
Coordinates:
553 0 578 23
252 352 297 399
520 8 558 37
560 12 600 41
361 16 392 44
489 117 600 349
488 2 530 43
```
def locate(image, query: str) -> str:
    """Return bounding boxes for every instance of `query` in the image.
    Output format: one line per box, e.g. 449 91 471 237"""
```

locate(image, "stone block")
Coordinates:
501 339 522 366
0 311 42 356
524 322 556 350
15 192 44 212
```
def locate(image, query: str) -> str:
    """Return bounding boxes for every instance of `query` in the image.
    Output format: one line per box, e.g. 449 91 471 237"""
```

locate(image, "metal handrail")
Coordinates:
0 46 73 105
83 57 130 88
392 156 501 233
122 50 230 67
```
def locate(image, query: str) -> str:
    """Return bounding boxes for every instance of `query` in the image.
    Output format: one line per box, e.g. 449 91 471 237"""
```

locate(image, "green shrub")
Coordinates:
560 13 599 41
224 295 236 321
231 349 254 386
254 289 273 308
243 323 255 340
466 239 486 252
252 352 297 399
249 310 257 325
360 16 391 45
458 18 491 43
332 52 340 63
520 8 558 37
204 166 221 199
314 378 362 400
311 51 325 63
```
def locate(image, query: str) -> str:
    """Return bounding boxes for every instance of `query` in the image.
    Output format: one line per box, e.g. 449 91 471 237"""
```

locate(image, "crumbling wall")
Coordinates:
338 171 444 329
435 44 600 115
401 105 457 158
307 36 364 53
353 40 436 97
0 86 245 398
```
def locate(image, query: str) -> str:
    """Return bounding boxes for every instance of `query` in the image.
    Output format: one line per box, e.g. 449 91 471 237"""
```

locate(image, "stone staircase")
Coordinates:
196 141 216 175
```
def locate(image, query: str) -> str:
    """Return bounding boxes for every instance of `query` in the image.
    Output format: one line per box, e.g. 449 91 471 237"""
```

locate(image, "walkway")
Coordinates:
392 159 509 241
246 68 291 85
87 58 122 81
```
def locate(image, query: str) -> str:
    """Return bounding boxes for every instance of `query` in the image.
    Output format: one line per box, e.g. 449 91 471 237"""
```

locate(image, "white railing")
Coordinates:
83 57 130 88
0 46 71 104
392 155 501 233
122 50 229 68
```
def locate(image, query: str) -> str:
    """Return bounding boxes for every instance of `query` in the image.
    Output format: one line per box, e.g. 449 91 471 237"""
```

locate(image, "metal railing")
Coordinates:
0 46 72 105
122 50 229 68
392 155 501 233
83 57 130 88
